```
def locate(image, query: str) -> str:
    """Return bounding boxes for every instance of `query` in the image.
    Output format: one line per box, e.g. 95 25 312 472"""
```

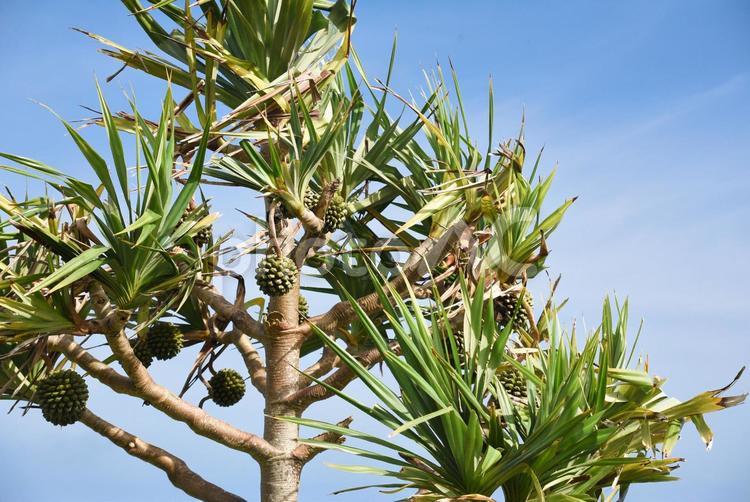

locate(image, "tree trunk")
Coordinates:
260 456 301 502
261 278 303 502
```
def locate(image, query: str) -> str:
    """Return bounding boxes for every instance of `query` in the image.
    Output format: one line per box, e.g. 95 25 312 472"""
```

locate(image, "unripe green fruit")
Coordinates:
179 210 211 247
303 189 320 210
37 370 89 426
146 322 184 360
496 290 533 331
131 338 153 368
480 194 497 220
255 255 297 296
500 368 527 399
323 194 347 232
193 226 211 247
303 189 348 232
209 369 246 407
298 296 309 324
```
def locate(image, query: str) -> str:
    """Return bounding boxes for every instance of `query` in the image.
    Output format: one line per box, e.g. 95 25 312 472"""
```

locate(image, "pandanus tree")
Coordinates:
0 2 745 501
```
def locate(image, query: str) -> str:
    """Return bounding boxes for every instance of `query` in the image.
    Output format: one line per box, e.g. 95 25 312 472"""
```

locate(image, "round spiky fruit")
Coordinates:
323 194 347 232
298 295 309 324
255 255 297 296
131 338 153 368
37 370 89 426
209 369 246 407
146 322 184 360
500 368 527 399
495 289 533 331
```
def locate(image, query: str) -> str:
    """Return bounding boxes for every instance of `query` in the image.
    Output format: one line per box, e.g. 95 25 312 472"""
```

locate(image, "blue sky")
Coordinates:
1 1 749 501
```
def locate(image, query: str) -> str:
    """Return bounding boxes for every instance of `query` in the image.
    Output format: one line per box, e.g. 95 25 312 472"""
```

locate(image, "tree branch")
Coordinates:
291 230 327 269
79 409 246 502
297 346 339 387
49 331 278 461
296 209 325 234
284 343 397 410
81 283 280 461
77 308 132 335
47 335 136 395
194 283 265 341
294 180 340 235
219 329 267 395
107 327 280 461
291 416 353 464
290 220 473 338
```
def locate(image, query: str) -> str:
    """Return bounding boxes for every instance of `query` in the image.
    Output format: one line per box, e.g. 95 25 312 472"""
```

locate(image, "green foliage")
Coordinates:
0 341 45 403
113 0 353 106
0 87 212 323
0 3 742 501
79 0 354 154
288 275 746 501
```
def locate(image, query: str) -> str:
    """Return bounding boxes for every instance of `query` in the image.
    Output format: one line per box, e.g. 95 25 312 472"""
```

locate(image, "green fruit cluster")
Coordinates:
480 194 496 218
495 290 533 330
209 369 246 407
146 323 184 360
322 194 347 232
304 189 348 232
256 255 297 296
303 188 320 210
500 368 527 399
193 226 212 247
179 210 211 247
37 370 89 426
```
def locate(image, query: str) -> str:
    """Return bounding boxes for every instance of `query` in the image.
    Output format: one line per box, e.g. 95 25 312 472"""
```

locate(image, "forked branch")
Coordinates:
194 283 265 341
48 332 278 460
107 328 279 461
297 346 339 387
82 283 279 461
